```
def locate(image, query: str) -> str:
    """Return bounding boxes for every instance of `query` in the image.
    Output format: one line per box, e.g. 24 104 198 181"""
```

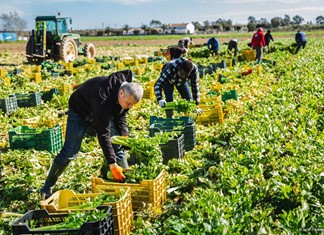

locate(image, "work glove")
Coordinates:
196 108 203 114
110 163 126 182
159 100 166 108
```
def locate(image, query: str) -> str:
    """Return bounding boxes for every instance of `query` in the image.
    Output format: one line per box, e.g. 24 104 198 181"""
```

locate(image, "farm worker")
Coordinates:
206 37 220 56
264 30 274 53
40 70 143 199
227 38 238 56
169 46 188 60
251 27 266 62
295 30 307 54
178 37 194 50
154 57 201 118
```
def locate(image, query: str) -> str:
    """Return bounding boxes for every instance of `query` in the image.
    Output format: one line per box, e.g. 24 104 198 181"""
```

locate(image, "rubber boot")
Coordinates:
40 162 68 200
165 110 174 118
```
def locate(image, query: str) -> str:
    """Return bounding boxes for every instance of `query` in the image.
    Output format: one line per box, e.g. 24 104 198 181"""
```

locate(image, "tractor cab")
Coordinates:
26 15 95 64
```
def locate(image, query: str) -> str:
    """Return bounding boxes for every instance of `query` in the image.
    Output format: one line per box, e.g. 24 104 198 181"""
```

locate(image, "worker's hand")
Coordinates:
109 163 126 182
196 108 203 115
159 100 166 108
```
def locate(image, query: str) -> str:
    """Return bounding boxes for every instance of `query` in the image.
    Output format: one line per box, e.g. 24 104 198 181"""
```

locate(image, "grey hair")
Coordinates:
120 82 143 102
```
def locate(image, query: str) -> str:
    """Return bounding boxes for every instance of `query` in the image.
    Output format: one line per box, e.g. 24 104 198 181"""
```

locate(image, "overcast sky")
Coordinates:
1 0 323 30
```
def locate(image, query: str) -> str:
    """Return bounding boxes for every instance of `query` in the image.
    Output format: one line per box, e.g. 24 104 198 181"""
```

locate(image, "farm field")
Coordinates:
0 31 323 234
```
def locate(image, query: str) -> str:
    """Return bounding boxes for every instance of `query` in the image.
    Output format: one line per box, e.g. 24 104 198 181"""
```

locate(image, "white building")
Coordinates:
165 23 195 34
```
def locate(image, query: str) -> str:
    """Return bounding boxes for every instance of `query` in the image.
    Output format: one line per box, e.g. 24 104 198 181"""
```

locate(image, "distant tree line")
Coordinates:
1 11 324 37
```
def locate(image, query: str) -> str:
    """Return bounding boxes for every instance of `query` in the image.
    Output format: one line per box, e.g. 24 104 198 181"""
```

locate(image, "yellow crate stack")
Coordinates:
40 188 133 235
143 80 156 99
92 169 167 213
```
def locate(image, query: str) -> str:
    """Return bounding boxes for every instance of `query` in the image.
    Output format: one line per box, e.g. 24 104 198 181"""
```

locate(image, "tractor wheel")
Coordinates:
59 37 78 62
84 43 96 59
26 38 42 64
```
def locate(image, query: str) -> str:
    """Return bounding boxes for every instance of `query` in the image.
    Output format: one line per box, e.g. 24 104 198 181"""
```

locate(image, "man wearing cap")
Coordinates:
251 27 266 62
154 57 201 118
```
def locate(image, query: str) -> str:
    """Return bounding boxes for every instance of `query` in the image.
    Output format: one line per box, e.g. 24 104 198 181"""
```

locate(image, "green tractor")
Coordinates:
26 15 96 64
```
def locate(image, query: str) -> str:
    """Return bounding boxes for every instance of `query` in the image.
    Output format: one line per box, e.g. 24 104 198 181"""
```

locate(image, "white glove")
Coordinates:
196 108 203 114
159 100 166 108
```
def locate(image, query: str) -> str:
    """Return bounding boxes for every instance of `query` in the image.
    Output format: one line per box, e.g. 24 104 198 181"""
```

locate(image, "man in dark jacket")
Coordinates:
40 70 143 199
264 30 274 53
295 30 307 54
154 57 201 118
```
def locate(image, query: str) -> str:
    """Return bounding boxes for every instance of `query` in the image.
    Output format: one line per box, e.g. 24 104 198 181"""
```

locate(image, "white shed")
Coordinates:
166 23 195 34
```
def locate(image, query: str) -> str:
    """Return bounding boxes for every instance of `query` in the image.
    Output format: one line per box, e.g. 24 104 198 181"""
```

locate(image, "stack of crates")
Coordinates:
196 104 224 125
143 80 155 99
8 125 63 154
12 205 114 235
92 169 167 213
15 92 42 107
149 116 196 151
159 134 185 163
41 188 132 235
0 94 18 115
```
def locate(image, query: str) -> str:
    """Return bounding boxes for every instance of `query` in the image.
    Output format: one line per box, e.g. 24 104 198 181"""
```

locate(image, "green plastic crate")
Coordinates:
160 134 185 163
150 116 194 126
0 94 18 115
9 125 63 154
149 122 196 151
221 90 238 102
15 92 42 107
41 88 59 103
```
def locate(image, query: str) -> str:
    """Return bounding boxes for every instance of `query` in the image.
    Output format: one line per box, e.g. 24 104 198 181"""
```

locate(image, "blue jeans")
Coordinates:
163 82 192 102
54 109 127 167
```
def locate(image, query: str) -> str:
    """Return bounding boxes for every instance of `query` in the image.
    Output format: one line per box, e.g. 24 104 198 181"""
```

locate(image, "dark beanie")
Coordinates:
182 60 194 73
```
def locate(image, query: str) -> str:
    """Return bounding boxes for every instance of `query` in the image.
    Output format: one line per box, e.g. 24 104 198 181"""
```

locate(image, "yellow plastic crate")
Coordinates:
40 188 133 235
92 169 167 213
29 72 42 83
0 76 10 85
122 57 135 66
0 69 7 77
58 84 70 94
241 50 256 62
153 63 163 72
211 82 223 92
196 104 224 125
143 81 155 99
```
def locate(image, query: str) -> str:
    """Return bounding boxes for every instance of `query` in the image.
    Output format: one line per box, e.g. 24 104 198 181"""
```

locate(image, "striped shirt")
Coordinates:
154 57 200 104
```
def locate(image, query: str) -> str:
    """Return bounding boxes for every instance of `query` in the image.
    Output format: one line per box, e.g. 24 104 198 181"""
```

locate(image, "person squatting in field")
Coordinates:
154 57 202 118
